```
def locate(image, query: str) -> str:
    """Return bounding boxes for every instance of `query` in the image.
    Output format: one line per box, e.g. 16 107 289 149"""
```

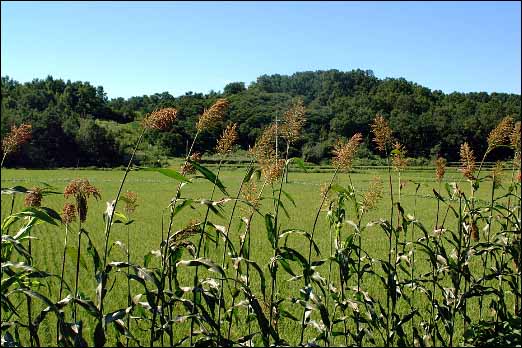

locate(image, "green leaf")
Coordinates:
143 252 153 268
104 307 130 325
113 211 128 221
281 189 296 207
444 182 454 198
287 157 308 172
83 230 101 274
208 222 237 258
189 160 228 196
314 298 331 330
15 207 59 226
13 288 58 315
278 229 320 256
94 320 106 347
173 199 193 218
142 167 191 183
396 310 418 328
278 258 296 277
176 258 225 277
67 247 88 272
432 189 445 202
1 331 17 347
280 308 300 321
261 196 290 219
38 182 61 195
197 199 226 219
239 288 279 345
73 298 100 318
279 247 309 271
1 186 28 195
236 257 266 300
265 213 276 249
330 183 353 196
242 165 255 183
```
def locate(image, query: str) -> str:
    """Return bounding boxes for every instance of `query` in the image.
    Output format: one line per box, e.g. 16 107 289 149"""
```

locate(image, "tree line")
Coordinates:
1 70 520 168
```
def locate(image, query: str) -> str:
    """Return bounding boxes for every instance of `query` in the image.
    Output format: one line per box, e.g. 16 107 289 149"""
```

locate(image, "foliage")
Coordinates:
1 78 521 348
2 71 521 168
1 76 124 167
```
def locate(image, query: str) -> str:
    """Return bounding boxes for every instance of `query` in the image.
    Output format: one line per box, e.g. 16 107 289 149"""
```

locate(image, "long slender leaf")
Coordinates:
189 160 228 196
265 213 276 249
176 258 225 277
142 167 191 183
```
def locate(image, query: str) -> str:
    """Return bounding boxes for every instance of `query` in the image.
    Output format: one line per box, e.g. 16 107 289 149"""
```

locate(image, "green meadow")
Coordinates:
1 164 518 347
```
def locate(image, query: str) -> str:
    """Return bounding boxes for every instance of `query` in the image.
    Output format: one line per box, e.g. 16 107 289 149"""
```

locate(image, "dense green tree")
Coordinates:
75 118 121 166
1 76 124 167
1 71 520 168
224 82 246 95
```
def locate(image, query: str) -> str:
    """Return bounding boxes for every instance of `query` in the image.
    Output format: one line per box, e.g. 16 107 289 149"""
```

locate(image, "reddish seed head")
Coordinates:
61 203 76 224
24 187 43 208
371 114 393 153
63 179 101 222
332 133 363 170
459 142 476 181
121 191 138 214
1 123 32 157
280 98 306 144
197 98 229 132
487 116 514 150
181 152 202 175
142 108 178 131
435 157 447 183
216 123 239 155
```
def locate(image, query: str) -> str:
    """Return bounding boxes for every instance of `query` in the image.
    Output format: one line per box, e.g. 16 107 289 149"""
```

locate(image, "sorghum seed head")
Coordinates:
63 179 101 223
280 98 306 144
142 108 178 131
61 203 76 224
391 142 408 172
261 158 285 184
196 98 229 132
64 179 101 200
511 121 521 170
216 123 238 155
250 123 277 162
242 181 260 211
491 161 504 188
171 220 201 246
181 152 202 175
332 133 363 170
510 121 521 152
371 114 393 153
487 116 514 150
470 222 479 242
320 183 330 201
121 191 138 214
435 157 447 183
514 152 521 170
459 142 476 181
24 187 43 207
362 176 384 213
1 123 32 157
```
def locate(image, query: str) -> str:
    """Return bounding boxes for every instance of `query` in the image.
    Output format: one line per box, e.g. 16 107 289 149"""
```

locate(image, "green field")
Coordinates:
1 165 519 347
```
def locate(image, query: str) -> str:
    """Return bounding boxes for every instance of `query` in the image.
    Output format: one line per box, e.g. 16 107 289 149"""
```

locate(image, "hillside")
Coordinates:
1 70 520 167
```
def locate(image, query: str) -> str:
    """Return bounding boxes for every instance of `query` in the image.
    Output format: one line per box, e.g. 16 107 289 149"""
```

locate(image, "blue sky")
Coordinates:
1 1 520 98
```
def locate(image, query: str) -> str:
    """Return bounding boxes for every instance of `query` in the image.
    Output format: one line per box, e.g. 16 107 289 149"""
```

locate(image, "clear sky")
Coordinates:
1 1 520 98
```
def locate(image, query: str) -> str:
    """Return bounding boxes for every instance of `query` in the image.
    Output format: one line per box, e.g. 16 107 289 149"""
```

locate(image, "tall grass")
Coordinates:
1 113 520 348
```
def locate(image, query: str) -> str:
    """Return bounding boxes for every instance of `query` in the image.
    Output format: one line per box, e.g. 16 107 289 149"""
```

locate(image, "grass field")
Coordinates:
2 163 519 347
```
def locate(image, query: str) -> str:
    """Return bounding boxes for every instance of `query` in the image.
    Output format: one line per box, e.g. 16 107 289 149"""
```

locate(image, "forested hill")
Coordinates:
1 70 520 168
